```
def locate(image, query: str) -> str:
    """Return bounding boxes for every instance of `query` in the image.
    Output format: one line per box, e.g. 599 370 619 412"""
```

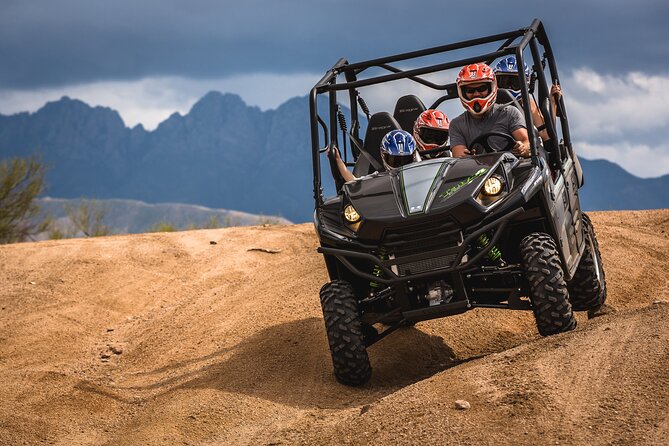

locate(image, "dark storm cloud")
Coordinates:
1 0 667 89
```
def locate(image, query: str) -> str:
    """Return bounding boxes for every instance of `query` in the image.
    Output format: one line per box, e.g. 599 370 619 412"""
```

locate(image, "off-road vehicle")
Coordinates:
310 19 607 386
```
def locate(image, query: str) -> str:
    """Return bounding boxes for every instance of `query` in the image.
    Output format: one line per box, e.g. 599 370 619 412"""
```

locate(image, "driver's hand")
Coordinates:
452 146 474 157
512 140 530 158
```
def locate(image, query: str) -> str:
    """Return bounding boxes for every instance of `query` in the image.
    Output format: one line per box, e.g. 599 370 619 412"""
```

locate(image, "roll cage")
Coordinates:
309 18 574 208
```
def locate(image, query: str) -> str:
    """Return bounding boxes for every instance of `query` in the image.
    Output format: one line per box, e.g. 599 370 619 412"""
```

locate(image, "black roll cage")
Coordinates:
309 19 571 208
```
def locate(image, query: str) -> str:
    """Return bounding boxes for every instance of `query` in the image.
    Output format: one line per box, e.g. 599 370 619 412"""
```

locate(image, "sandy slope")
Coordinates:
1 210 668 445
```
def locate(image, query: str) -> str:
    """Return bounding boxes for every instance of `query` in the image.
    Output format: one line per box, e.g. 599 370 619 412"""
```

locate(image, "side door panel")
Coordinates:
562 150 584 278
541 156 581 280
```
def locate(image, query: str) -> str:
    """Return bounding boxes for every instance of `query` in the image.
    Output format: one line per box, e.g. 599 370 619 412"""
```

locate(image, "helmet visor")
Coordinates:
496 74 522 91
418 127 449 146
383 153 415 169
462 83 492 97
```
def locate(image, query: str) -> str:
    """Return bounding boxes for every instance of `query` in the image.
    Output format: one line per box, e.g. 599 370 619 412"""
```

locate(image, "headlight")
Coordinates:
343 204 361 223
482 175 504 196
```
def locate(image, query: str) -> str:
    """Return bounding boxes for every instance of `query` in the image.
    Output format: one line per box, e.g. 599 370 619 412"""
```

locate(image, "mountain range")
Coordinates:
1 93 668 223
0 93 314 222
36 197 291 237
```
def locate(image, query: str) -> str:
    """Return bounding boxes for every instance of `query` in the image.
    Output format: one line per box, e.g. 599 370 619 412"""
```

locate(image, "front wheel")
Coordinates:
568 213 607 311
319 280 371 386
520 233 576 336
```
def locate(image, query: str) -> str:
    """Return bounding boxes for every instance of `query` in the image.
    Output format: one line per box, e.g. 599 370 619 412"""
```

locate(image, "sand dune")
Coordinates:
1 210 668 445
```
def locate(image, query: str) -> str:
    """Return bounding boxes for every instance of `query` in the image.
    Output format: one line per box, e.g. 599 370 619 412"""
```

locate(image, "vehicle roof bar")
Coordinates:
343 29 525 72
321 48 518 92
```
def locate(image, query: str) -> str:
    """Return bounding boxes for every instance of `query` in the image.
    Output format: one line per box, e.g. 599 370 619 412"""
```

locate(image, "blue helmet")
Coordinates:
380 130 419 170
493 56 530 100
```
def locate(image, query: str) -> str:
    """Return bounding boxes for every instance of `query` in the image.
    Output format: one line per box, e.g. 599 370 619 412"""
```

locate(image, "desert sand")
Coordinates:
1 210 668 445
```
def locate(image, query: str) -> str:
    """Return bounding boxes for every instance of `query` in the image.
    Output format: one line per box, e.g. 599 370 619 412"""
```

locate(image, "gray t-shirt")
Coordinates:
449 103 526 151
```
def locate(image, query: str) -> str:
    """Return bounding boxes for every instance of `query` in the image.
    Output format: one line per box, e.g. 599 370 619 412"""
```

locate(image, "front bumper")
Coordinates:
318 207 524 284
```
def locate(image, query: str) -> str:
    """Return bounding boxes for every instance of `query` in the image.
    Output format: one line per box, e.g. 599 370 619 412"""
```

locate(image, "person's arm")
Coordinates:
449 117 473 157
549 84 562 125
531 98 550 142
333 148 356 182
533 84 563 142
505 106 530 158
451 144 472 157
511 127 531 158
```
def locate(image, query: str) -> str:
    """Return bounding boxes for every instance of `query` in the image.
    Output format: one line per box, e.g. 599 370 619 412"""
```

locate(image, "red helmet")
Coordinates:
456 63 498 116
413 109 450 151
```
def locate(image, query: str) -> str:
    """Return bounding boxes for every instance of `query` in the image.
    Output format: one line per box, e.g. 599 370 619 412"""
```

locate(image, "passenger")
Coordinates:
449 63 531 158
412 109 451 158
493 55 563 143
334 129 421 182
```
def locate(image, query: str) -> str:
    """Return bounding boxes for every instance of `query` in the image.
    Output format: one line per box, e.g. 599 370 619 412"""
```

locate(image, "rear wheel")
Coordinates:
568 213 607 311
520 233 576 336
319 280 371 386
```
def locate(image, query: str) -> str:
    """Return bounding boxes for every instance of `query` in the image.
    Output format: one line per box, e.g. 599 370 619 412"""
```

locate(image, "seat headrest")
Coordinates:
393 95 427 132
496 88 520 107
352 112 401 176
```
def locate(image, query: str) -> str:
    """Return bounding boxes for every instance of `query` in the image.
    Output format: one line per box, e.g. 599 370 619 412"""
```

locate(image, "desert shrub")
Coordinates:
0 156 51 244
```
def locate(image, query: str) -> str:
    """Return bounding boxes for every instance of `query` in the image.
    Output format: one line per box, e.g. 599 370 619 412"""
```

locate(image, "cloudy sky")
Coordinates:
1 0 668 177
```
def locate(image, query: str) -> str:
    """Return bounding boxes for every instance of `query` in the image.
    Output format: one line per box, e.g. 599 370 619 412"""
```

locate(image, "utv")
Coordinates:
310 19 606 386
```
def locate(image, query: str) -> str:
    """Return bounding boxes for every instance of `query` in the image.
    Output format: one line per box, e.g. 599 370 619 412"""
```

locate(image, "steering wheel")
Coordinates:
469 131 516 155
418 145 451 159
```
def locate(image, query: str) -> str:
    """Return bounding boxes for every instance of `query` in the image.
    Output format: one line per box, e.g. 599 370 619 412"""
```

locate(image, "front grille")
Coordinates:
383 217 459 243
397 252 459 276
382 217 462 257
381 217 464 276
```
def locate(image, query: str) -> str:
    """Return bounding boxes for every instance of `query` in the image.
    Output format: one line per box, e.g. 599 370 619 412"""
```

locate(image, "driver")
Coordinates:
334 129 421 182
450 63 531 158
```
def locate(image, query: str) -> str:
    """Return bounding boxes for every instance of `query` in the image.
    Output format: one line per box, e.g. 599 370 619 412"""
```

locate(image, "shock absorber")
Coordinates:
477 233 503 263
369 247 387 293
337 106 348 157
337 106 348 133
357 94 371 120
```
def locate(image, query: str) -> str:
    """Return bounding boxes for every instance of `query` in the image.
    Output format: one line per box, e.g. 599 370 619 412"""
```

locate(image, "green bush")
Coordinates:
149 221 176 232
0 156 51 244
64 200 112 237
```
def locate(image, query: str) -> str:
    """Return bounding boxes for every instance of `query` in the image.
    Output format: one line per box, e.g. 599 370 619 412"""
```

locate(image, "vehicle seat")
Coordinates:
393 95 427 132
496 88 522 111
352 112 402 177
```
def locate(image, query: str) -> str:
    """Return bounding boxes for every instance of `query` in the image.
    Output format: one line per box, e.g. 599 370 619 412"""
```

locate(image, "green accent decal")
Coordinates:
439 168 488 200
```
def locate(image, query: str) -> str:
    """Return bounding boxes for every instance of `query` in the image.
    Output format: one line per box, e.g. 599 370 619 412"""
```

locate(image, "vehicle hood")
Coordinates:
343 153 515 235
